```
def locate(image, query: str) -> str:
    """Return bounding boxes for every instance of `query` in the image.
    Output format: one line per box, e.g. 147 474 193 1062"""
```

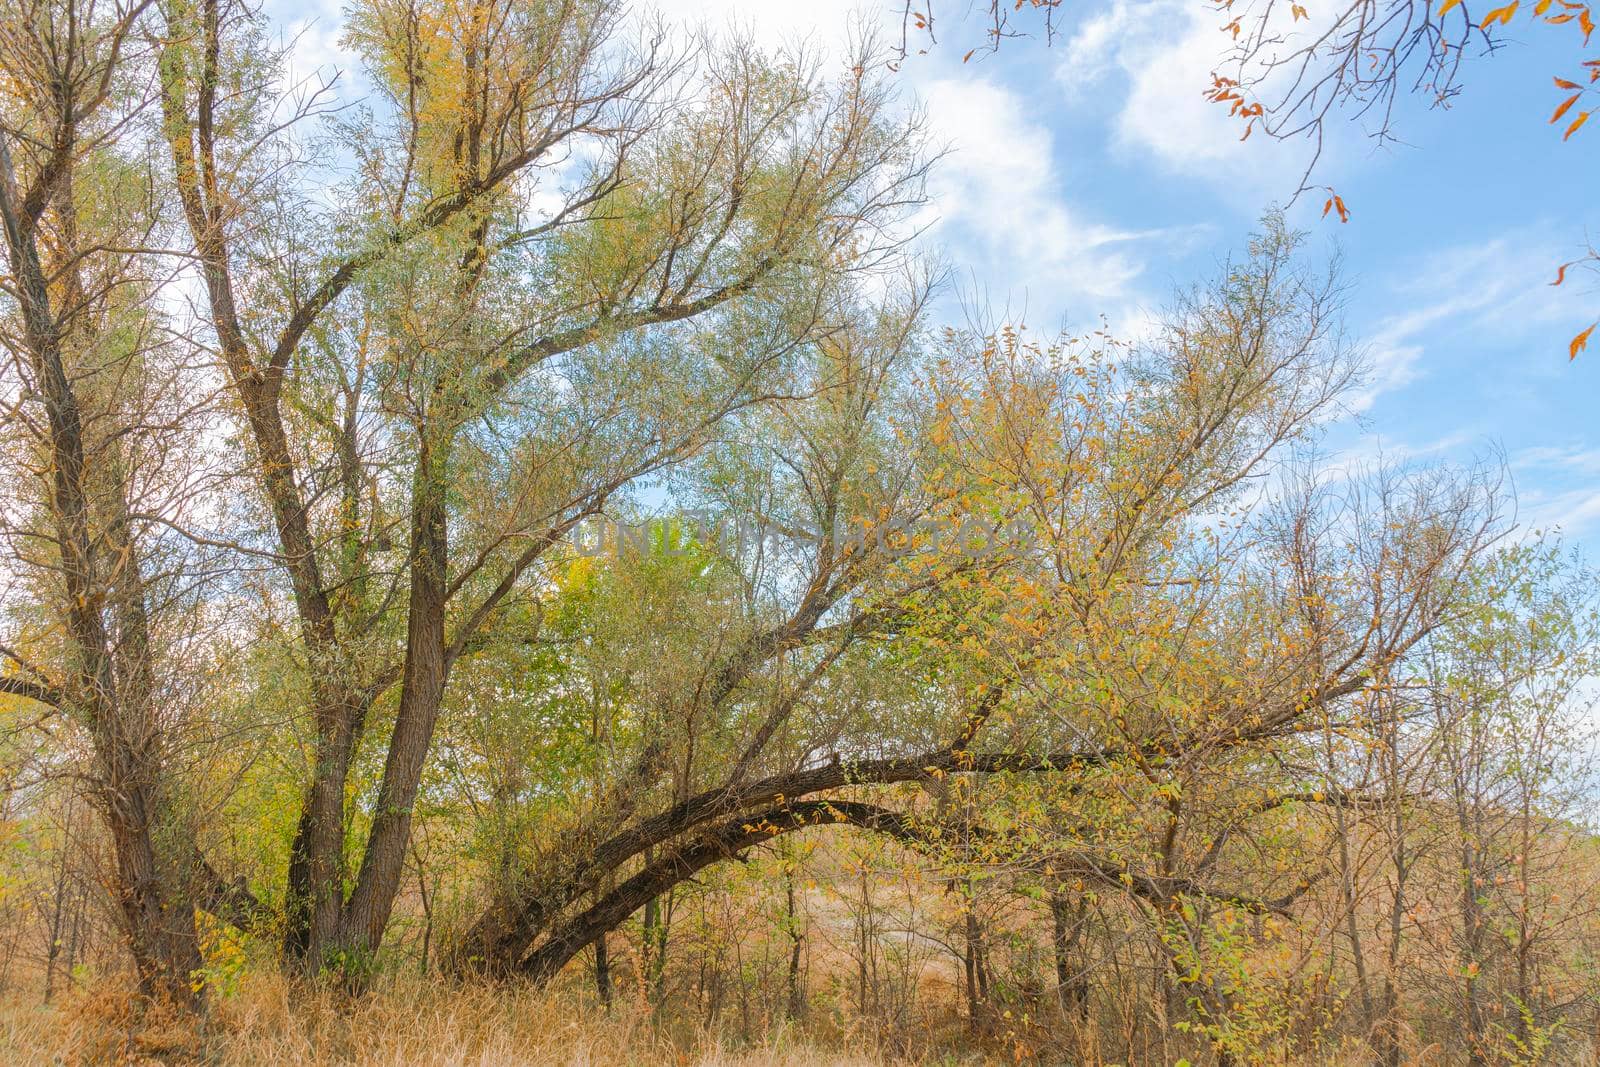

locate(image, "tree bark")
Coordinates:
339 434 452 967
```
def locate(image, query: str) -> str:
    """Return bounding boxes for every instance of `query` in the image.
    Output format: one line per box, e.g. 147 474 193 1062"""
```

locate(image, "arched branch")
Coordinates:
515 798 1326 984
516 800 930 982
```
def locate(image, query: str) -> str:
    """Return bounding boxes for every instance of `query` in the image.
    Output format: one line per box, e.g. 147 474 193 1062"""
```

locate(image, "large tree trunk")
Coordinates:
339 433 453 966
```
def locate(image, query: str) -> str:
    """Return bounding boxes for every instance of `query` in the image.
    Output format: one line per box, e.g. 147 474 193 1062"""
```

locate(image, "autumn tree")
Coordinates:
151 0 931 978
3 8 1593 1061
432 218 1506 1007
1416 540 1600 1062
0 0 242 1003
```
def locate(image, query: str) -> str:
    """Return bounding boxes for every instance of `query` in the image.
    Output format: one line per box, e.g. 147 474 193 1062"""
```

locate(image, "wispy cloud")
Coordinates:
1519 487 1600 540
1510 446 1600 539
1346 229 1589 412
1512 445 1600 475
1055 0 1315 200
916 77 1183 319
1350 293 1478 412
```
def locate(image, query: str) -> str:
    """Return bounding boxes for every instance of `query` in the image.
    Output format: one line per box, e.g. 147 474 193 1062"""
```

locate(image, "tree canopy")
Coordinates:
0 1 1594 1064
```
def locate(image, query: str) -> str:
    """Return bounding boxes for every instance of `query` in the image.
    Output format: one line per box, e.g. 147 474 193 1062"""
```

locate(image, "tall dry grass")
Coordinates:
0 974 909 1067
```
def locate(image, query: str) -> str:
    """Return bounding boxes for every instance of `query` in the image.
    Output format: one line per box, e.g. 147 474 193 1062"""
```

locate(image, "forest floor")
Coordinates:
0 973 942 1067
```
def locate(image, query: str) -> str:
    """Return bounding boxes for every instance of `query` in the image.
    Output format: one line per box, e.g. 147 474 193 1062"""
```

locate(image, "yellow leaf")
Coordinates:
1564 110 1591 139
1572 322 1597 360
1440 0 1463 12
1480 0 1520 24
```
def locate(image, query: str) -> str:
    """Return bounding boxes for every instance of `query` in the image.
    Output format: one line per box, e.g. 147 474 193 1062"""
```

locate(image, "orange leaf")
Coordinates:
1322 197 1334 218
1333 194 1350 222
1536 0 1555 12
963 49 975 62
1481 0 1520 24
1555 77 1581 88
1564 110 1591 139
1570 322 1596 360
1553 261 1573 285
1581 7 1595 38
1292 3 1309 17
1552 93 1581 123
1439 0 1463 12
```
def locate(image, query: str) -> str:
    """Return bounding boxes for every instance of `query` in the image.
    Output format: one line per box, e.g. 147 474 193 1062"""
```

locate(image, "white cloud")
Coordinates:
1397 235 1580 341
1056 0 1321 198
1347 230 1589 412
1510 447 1600 539
1349 295 1470 412
1513 445 1600 475
1519 487 1600 540
916 77 1192 321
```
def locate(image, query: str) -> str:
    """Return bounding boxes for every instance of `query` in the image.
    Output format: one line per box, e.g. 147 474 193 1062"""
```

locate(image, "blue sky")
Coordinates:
271 0 1600 543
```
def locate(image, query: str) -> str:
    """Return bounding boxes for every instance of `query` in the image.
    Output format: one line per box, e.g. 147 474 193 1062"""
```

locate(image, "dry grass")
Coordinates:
0 974 912 1067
